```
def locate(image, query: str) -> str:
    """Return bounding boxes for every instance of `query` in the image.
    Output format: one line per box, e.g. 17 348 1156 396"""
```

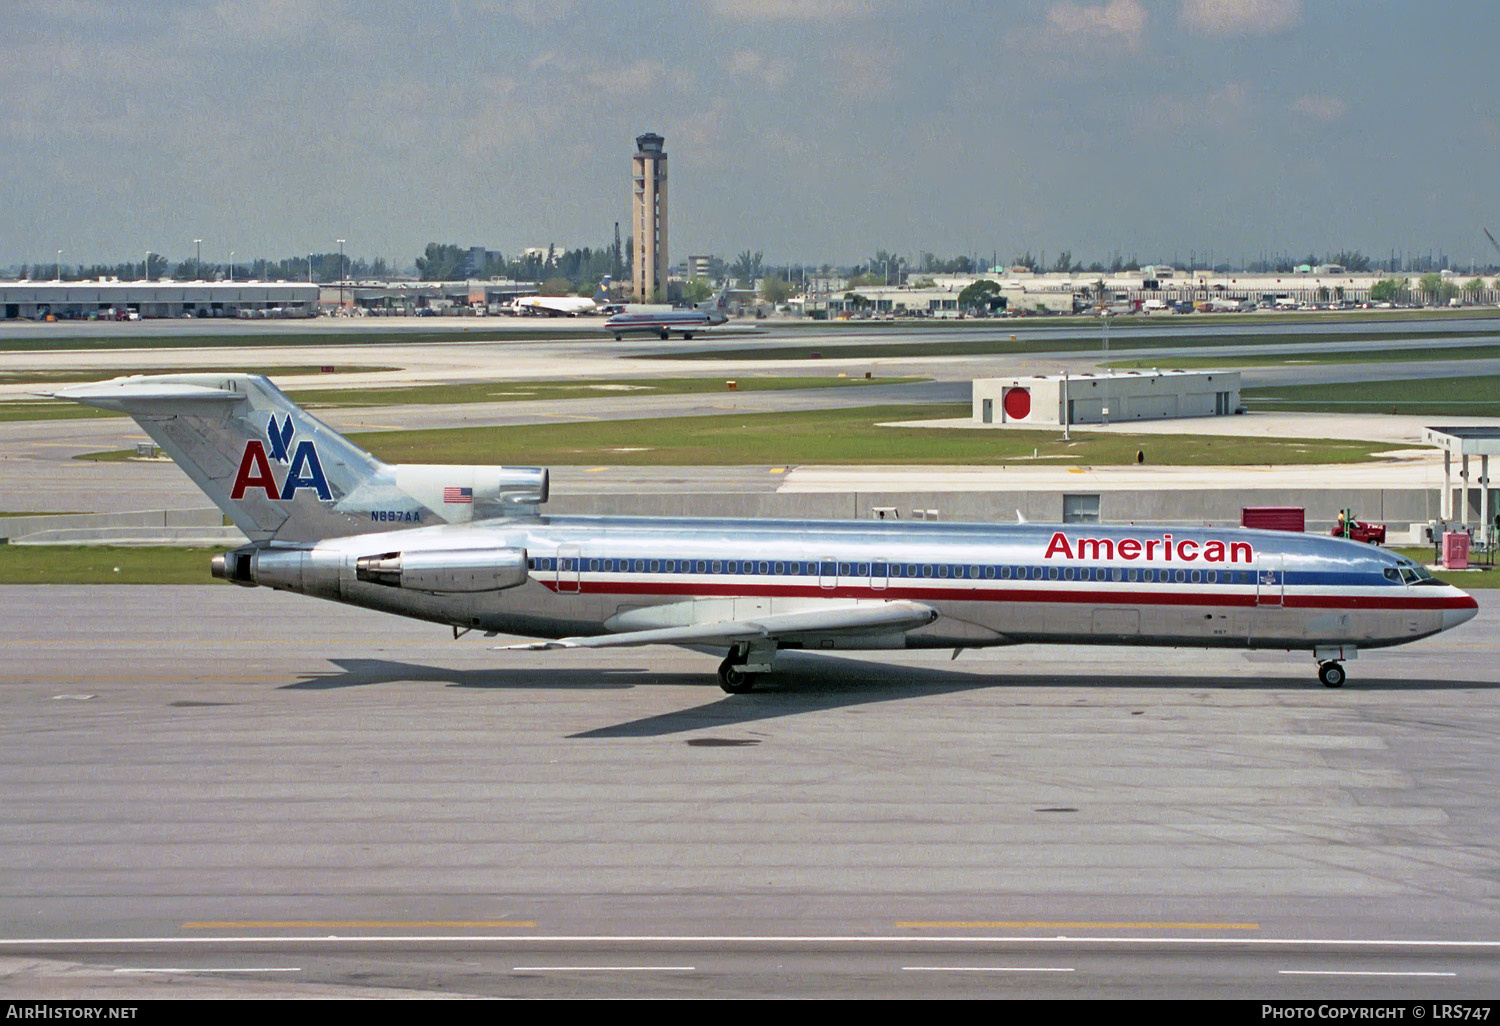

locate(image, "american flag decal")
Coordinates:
443 486 473 504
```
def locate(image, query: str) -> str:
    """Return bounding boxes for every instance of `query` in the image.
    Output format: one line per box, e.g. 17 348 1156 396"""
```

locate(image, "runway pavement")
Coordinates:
3 585 1500 998
2 313 1497 395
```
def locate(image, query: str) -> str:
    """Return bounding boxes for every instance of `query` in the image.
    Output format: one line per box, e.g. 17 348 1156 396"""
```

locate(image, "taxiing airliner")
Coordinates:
603 284 729 340
54 374 1477 692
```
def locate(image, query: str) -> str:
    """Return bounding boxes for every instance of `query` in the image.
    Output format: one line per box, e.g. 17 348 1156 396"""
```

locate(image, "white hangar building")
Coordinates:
0 281 320 320
973 370 1242 426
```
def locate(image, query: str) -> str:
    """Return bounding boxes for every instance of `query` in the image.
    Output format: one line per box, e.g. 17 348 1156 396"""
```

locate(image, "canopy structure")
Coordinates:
1421 427 1500 537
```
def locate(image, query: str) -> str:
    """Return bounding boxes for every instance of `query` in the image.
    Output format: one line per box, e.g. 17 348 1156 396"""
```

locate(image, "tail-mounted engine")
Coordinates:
355 548 529 593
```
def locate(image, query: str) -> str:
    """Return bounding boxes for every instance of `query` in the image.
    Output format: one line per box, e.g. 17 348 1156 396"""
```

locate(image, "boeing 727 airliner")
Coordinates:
54 374 1478 692
603 283 729 340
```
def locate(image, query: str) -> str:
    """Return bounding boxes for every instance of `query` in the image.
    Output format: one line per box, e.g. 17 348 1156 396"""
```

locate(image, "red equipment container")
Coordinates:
1241 507 1305 532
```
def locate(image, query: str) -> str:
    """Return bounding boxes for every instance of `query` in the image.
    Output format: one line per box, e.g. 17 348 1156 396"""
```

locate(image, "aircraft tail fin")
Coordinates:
54 374 550 544
54 374 388 543
696 280 730 311
594 275 612 303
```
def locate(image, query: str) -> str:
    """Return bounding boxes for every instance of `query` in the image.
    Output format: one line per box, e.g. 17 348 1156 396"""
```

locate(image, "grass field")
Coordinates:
2 374 924 423
1106 342 1500 370
286 375 924 408
1244 374 1500 417
0 364 397 422
0 401 118 422
0 364 396 385
315 403 1407 466
0 545 222 584
651 325 1500 363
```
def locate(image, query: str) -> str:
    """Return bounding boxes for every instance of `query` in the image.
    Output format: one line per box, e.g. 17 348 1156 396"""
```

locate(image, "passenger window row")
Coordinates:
521 556 1289 586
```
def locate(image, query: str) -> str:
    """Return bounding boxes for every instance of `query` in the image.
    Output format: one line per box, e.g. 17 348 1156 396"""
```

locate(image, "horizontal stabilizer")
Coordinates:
498 599 938 651
46 381 245 411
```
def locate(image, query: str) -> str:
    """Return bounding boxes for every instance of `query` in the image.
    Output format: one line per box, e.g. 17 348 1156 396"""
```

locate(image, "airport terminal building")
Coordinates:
0 281 320 320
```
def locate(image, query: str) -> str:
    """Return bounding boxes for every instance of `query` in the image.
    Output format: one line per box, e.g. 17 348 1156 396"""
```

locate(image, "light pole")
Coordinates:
144 251 152 282
194 239 202 278
56 250 62 281
337 239 346 311
228 251 234 283
1061 368 1071 442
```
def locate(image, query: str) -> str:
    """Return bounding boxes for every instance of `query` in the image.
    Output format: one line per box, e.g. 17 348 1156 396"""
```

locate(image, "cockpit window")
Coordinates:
1383 568 1401 583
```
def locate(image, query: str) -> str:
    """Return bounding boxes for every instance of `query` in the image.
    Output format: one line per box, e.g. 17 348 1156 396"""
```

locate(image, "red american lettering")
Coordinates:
1045 531 1252 564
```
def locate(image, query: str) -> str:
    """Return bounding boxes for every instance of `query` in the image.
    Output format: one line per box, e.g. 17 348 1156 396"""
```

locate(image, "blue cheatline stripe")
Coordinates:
533 578 1472 611
524 555 1396 590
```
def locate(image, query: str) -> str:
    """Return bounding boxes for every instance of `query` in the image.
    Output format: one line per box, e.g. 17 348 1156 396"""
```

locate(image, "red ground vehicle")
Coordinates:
1331 517 1387 544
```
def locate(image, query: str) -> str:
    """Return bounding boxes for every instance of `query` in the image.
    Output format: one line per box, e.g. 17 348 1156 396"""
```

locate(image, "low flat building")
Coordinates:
0 280 319 320
973 370 1241 426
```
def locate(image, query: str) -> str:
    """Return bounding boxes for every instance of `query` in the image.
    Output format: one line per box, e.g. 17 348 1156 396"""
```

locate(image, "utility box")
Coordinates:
1442 531 1470 569
1241 506 1305 532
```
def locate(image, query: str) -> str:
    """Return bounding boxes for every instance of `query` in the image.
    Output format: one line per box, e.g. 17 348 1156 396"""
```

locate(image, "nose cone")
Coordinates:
1442 589 1479 631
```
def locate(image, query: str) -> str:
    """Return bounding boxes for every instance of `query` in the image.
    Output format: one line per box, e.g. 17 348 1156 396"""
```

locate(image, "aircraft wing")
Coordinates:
499 599 938 651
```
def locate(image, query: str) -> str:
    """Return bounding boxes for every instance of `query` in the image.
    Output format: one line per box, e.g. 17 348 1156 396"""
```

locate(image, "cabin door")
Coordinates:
1255 555 1284 608
556 543 582 594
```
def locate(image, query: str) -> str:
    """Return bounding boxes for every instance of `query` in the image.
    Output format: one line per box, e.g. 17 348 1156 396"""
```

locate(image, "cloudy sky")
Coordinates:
3 0 1497 269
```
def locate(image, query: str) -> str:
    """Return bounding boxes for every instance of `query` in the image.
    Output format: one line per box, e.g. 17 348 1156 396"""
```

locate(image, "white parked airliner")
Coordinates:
54 374 1478 692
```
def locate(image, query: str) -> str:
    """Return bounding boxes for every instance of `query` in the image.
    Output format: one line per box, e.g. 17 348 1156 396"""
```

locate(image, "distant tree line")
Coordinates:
8 241 1498 292
413 239 626 290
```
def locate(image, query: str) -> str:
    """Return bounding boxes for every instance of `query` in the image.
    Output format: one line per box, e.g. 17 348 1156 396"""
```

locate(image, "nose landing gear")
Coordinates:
1313 646 1355 688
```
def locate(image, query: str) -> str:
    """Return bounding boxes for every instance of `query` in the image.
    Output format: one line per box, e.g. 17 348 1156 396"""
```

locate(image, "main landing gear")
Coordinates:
1317 661 1346 688
718 641 777 694
718 651 757 694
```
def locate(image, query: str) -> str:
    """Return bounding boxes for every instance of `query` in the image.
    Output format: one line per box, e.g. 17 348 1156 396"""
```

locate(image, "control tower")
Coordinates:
631 133 667 303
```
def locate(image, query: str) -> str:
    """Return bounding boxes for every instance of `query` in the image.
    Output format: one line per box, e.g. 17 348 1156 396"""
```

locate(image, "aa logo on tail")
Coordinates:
230 414 331 501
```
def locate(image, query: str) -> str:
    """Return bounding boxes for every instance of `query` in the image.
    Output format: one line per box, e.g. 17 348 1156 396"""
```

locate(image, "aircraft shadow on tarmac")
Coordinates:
286 658 656 691
283 653 1495 739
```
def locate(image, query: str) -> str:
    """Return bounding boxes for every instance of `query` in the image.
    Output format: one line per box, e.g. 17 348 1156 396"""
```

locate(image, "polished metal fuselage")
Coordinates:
258 515 1477 653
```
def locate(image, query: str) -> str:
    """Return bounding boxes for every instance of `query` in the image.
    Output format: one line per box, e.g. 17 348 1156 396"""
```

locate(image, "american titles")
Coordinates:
1045 531 1253 564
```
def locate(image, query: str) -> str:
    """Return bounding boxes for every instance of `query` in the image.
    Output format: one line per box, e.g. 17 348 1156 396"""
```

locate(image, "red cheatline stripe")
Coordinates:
534 580 1474 611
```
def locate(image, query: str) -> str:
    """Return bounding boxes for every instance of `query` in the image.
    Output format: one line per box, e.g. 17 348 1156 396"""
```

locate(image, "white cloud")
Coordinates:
460 0 578 26
706 0 895 21
587 59 667 98
1043 0 1149 49
194 0 338 41
1289 93 1347 123
1180 0 1302 38
1147 80 1253 132
727 49 791 89
828 42 898 99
